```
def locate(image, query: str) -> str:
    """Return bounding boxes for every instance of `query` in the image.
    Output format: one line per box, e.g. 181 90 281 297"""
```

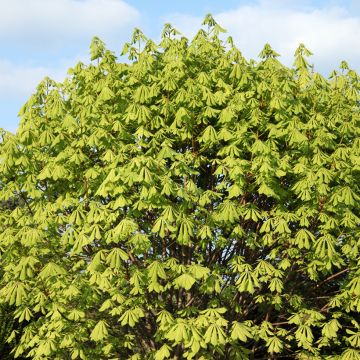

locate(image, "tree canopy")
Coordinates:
0 14 359 360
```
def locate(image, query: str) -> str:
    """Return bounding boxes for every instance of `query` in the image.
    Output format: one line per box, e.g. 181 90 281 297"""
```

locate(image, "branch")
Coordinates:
316 268 350 288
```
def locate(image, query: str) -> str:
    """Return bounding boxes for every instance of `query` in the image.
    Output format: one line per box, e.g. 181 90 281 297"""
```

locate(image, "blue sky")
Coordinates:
1 0 360 133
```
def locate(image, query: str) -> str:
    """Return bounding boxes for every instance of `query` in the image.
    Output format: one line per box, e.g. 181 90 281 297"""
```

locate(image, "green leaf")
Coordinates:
266 336 283 354
90 320 109 342
231 322 253 342
119 308 144 327
154 344 171 360
204 324 227 346
173 273 196 290
106 248 129 269
38 262 66 279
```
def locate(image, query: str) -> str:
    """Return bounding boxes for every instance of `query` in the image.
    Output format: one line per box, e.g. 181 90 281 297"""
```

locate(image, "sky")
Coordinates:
1 0 360 133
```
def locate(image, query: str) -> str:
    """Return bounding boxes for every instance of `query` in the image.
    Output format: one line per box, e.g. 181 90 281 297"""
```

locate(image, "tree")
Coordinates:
0 14 359 359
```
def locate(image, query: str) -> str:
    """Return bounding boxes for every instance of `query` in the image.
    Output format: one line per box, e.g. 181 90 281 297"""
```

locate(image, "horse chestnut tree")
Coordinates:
0 14 359 360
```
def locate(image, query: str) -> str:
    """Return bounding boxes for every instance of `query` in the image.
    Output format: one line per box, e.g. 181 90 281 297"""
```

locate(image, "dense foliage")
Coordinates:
0 14 360 359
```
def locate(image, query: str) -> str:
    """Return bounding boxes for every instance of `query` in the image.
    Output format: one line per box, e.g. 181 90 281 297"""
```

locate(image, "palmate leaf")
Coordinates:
177 217 194 245
4 282 27 306
236 266 259 294
314 235 336 259
154 344 171 360
269 277 283 293
173 273 196 290
90 36 106 60
106 248 129 269
199 125 218 144
148 261 167 281
119 308 144 327
152 217 167 238
322 319 342 339
231 322 253 342
294 228 315 249
166 321 190 344
98 86 114 102
67 309 85 322
90 320 109 342
266 336 283 354
113 218 138 238
38 262 67 279
295 325 314 348
14 307 33 322
216 200 239 223
340 348 360 360
157 310 174 330
347 277 360 296
188 264 210 280
204 323 227 346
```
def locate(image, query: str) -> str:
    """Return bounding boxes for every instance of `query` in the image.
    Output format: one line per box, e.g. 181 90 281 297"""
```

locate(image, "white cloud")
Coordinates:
0 0 140 97
165 4 360 75
0 62 59 98
0 54 88 132
0 0 139 46
0 54 88 100
0 0 140 119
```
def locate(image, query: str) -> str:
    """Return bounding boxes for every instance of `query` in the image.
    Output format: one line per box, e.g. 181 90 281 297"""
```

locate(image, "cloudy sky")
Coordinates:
1 0 360 133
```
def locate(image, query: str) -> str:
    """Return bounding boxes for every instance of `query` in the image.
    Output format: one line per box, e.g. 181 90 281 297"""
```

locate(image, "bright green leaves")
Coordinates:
230 322 253 342
199 125 218 145
90 320 109 342
113 218 138 240
152 217 168 238
106 248 129 269
322 319 342 339
166 321 190 344
173 273 196 290
233 263 259 294
14 307 33 323
243 205 262 222
90 37 106 61
152 209 194 245
314 234 337 259
346 330 360 348
154 344 171 360
177 216 194 245
202 13 227 35
147 261 167 293
293 43 313 71
204 323 227 346
14 256 39 280
98 85 115 102
67 309 85 322
268 276 284 294
331 186 359 206
38 262 66 280
148 261 167 281
266 336 283 354
119 308 144 327
259 43 280 59
161 206 178 223
215 200 239 223
295 325 314 349
347 276 360 296
2 282 27 306
0 12 359 360
294 228 315 249
134 85 152 104
188 264 210 280
341 348 360 360
273 217 291 235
